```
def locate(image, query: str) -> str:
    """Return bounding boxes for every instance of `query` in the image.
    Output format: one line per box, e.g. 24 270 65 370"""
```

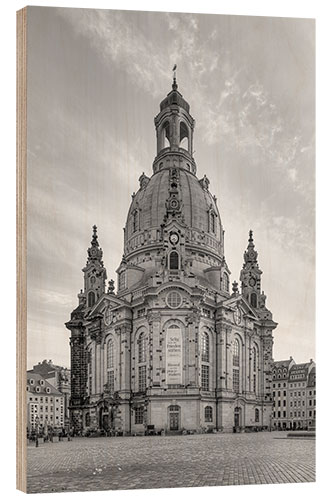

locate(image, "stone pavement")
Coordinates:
27 432 315 493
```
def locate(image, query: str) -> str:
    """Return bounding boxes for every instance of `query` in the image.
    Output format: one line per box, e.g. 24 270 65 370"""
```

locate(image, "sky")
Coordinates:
26 7 315 369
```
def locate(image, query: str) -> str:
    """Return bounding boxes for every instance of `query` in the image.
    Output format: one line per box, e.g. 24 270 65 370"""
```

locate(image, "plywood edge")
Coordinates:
16 6 27 494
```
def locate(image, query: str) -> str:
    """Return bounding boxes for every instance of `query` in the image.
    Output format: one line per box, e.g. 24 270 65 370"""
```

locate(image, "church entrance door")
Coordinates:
234 407 241 429
169 405 180 431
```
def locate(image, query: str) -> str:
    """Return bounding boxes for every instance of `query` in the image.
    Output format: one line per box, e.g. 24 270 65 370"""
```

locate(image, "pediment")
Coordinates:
88 293 131 317
222 295 258 319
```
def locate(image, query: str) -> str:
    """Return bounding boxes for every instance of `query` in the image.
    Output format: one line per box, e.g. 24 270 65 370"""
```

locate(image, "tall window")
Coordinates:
233 339 240 393
253 346 257 393
133 210 139 233
135 407 144 424
251 293 257 308
209 212 216 233
169 251 179 270
201 332 209 363
233 369 240 393
222 272 229 293
107 339 115 394
119 271 125 291
201 365 209 391
162 121 170 149
233 339 240 367
179 121 189 151
88 291 95 307
205 406 213 422
107 339 114 369
138 333 146 363
138 365 146 392
255 408 259 422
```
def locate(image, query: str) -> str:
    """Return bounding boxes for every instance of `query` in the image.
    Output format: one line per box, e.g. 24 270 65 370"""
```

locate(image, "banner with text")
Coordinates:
166 326 183 385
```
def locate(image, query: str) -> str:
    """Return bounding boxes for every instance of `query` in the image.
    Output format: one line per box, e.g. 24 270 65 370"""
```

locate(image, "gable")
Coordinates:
88 293 131 317
221 295 258 320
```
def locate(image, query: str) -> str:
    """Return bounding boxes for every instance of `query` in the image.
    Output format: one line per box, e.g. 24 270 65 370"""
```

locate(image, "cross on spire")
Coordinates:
91 224 99 247
172 64 178 90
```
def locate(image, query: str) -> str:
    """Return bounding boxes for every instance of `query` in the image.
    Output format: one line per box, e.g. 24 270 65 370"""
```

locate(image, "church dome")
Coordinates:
119 76 227 286
124 166 224 262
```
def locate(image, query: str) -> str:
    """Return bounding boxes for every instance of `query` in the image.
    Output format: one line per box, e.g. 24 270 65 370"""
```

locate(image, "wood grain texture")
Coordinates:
16 6 27 493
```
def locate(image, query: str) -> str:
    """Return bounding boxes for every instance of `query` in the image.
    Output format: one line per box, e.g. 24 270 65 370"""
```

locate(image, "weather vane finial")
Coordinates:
172 64 178 90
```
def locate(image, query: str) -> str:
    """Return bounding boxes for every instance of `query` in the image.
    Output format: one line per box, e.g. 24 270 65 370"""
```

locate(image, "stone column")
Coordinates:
148 312 162 387
185 310 200 387
215 322 223 391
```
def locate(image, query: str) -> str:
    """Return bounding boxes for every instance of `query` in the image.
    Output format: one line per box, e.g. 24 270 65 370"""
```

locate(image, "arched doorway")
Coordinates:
234 407 242 428
99 405 110 433
168 405 180 431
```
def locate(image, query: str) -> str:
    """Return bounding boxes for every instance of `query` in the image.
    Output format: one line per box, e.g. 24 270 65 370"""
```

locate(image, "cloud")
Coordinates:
57 9 170 97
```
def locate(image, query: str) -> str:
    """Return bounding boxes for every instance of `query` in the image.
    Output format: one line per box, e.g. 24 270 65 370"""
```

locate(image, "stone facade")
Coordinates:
66 78 278 435
272 359 316 430
28 360 71 424
27 373 65 433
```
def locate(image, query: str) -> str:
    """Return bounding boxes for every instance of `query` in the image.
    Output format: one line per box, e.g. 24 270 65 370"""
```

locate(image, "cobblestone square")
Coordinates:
27 431 315 493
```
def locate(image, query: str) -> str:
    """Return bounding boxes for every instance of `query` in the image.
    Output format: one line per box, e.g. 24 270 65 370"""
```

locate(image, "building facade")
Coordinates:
28 359 71 425
272 359 316 430
66 78 278 435
26 373 65 434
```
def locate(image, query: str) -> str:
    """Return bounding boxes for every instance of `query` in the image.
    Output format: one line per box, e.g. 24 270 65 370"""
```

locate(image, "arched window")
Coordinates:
119 271 126 291
138 333 146 364
232 339 240 393
133 210 139 233
162 121 170 148
253 347 257 372
88 291 95 307
233 339 240 367
201 332 209 362
251 293 257 308
180 121 189 151
107 339 114 369
137 332 147 392
253 346 257 393
222 272 229 293
106 339 115 394
205 406 213 422
201 331 210 391
209 212 216 233
255 408 259 423
169 251 179 270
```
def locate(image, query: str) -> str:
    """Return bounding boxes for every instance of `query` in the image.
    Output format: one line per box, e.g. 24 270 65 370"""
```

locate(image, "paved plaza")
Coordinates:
27 432 315 493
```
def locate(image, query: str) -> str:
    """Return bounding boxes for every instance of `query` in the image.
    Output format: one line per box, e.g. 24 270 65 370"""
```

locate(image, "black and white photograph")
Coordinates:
17 4 316 494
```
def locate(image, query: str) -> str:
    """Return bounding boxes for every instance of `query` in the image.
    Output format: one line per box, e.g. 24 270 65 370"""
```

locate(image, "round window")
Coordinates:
167 291 182 309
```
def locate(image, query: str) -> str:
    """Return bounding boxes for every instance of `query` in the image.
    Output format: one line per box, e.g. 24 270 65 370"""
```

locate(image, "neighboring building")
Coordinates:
26 373 65 433
66 77 278 435
289 361 316 430
28 359 70 424
271 357 295 430
306 366 316 430
272 359 316 430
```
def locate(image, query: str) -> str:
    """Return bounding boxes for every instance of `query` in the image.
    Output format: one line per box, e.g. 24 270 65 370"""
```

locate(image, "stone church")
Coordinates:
66 77 277 435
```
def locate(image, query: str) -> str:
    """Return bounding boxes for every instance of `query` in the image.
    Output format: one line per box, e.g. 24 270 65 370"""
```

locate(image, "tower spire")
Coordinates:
87 225 103 264
240 230 262 308
91 224 99 247
172 64 178 90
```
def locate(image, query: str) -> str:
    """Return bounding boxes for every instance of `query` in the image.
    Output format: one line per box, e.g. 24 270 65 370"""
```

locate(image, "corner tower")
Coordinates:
240 230 262 308
82 225 107 308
